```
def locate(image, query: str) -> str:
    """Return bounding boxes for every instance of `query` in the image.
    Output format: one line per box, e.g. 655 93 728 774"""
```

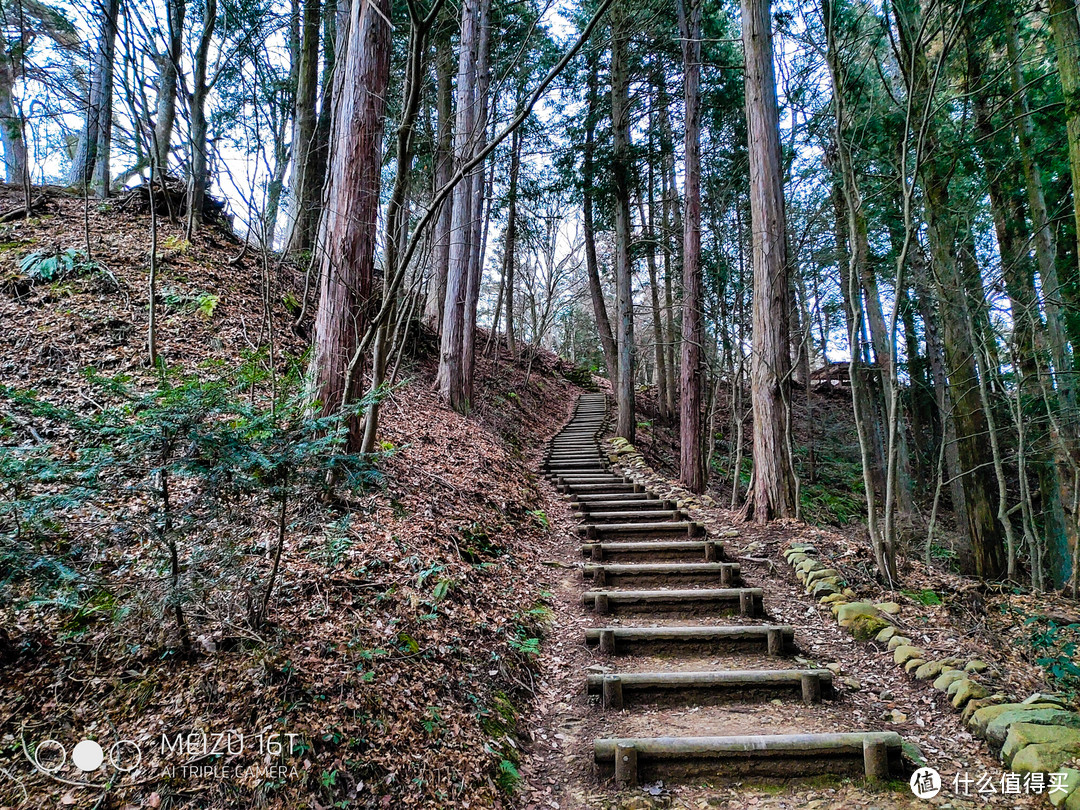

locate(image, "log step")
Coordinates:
583 561 740 587
581 540 724 562
560 484 643 495
572 499 677 511
578 521 705 538
576 509 687 522
593 732 903 784
582 587 763 616
584 625 794 655
586 668 835 707
572 492 658 502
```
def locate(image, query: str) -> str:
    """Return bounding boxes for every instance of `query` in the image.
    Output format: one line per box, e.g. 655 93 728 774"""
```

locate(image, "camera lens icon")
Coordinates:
71 740 104 772
34 738 141 775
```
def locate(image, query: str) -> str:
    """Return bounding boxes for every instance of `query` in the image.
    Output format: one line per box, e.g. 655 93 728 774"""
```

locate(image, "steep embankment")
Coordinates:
0 186 587 808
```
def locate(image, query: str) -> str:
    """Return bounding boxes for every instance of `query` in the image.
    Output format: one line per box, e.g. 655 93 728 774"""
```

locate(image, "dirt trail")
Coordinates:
516 393 1036 810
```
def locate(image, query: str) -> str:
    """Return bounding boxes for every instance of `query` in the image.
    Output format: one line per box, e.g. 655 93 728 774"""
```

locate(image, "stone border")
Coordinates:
783 541 1080 808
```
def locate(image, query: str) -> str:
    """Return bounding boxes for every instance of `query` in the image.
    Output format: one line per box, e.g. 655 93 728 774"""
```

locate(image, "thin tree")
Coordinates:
742 0 796 520
679 0 704 492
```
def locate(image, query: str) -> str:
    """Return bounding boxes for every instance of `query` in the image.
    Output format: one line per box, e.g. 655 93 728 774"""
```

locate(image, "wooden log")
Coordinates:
614 743 637 787
602 675 623 709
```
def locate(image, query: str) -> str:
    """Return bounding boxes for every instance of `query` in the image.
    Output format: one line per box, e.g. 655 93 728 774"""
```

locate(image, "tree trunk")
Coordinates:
658 75 680 415
893 0 1006 578
436 0 478 411
462 0 491 405
154 0 186 172
68 0 120 197
611 0 636 441
284 0 322 253
309 0 392 450
1049 0 1080 287
427 19 455 331
503 126 521 356
583 52 618 384
186 0 217 231
0 61 25 183
679 0 705 492
742 0 795 520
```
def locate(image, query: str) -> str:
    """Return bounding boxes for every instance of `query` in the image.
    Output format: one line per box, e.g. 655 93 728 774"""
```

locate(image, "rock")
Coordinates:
951 679 989 709
887 635 912 651
969 703 1063 738
962 695 1007 724
986 709 1080 750
894 645 924 665
784 544 815 559
964 660 988 674
933 669 967 692
875 626 897 643
796 559 824 577
914 660 949 681
1068 785 1080 810
826 662 843 674
842 677 862 691
787 552 808 567
879 690 894 700
719 528 740 538
1001 724 1080 768
1012 740 1080 775
805 568 839 586
882 708 907 723
820 593 847 605
811 580 840 598
1025 693 1072 709
1051 769 1080 807
905 658 926 674
836 602 881 627
902 739 928 768
850 614 891 641
875 601 902 615
842 588 858 599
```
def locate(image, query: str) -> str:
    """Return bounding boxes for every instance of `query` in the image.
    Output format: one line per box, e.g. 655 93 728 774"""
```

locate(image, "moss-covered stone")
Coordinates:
811 580 840 598
805 568 839 586
986 709 1080 750
914 660 949 681
951 679 989 709
969 703 1062 737
875 601 901 615
1002 724 1080 767
836 602 881 627
887 635 912 651
875 626 897 643
894 645 924 665
850 614 891 641
1049 768 1080 808
933 669 967 692
904 658 925 673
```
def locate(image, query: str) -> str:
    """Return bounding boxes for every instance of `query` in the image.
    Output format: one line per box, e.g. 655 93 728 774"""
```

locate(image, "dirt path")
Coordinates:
516 394 1038 810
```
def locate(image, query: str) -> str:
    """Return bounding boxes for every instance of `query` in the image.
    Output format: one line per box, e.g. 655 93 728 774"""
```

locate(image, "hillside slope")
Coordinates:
0 186 585 809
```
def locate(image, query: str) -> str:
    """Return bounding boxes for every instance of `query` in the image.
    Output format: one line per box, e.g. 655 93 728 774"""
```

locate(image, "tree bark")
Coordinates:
154 0 186 173
426 18 455 331
611 0 636 441
435 0 478 411
69 0 120 197
893 0 1005 578
1049 0 1080 286
186 0 217 231
583 52 618 384
0 61 25 183
742 0 796 520
309 0 392 449
461 0 491 405
284 0 322 253
503 126 521 355
679 0 705 492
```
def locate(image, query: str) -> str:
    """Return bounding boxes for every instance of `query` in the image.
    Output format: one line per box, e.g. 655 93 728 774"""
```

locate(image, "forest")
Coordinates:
1 0 1080 806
